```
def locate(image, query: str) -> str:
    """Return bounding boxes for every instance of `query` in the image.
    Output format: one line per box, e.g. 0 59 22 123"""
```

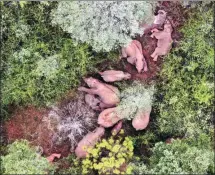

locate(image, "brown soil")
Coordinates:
123 46 161 82
5 106 71 157
5 106 46 142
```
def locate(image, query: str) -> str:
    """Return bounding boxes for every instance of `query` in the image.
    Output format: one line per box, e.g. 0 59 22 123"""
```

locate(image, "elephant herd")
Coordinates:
74 10 173 158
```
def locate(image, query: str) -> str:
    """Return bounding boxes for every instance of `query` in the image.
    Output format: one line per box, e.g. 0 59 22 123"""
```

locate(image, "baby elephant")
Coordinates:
99 70 131 82
75 127 105 158
121 40 148 73
85 94 101 111
78 77 120 109
150 20 173 61
143 10 167 34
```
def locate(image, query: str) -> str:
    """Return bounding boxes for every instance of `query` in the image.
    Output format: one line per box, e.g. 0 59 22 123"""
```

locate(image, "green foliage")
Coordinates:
131 131 156 146
1 140 55 174
2 3 214 175
1 2 116 109
131 131 158 153
56 154 82 174
132 162 148 175
133 133 214 174
156 5 214 136
116 82 154 120
182 1 213 8
130 130 158 165
52 1 154 52
78 130 134 174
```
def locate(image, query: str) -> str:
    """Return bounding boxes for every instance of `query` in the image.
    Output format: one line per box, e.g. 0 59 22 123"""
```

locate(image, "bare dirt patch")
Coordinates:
5 106 71 157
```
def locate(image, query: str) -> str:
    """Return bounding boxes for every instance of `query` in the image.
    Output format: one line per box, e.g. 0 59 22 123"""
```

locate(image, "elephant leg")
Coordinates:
153 53 159 61
142 58 148 72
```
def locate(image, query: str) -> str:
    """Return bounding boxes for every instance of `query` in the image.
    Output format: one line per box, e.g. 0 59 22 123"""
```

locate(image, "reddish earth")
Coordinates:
5 106 71 157
124 37 160 82
5 106 46 142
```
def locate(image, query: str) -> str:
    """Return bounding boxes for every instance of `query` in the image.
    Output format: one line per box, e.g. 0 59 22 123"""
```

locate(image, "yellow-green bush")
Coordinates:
81 130 134 174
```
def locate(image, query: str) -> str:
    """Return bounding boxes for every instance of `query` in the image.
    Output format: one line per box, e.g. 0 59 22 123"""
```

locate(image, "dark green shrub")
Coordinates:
56 154 82 175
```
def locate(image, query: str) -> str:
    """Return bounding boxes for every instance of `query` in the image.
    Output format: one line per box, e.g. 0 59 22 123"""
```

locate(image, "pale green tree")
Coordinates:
52 1 154 52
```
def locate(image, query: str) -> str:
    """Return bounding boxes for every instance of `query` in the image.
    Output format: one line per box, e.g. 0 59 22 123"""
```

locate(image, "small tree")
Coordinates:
1 140 55 174
52 1 154 52
116 83 154 120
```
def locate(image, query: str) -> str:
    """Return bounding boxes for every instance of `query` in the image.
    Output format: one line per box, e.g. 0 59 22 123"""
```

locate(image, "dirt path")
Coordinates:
123 1 187 82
